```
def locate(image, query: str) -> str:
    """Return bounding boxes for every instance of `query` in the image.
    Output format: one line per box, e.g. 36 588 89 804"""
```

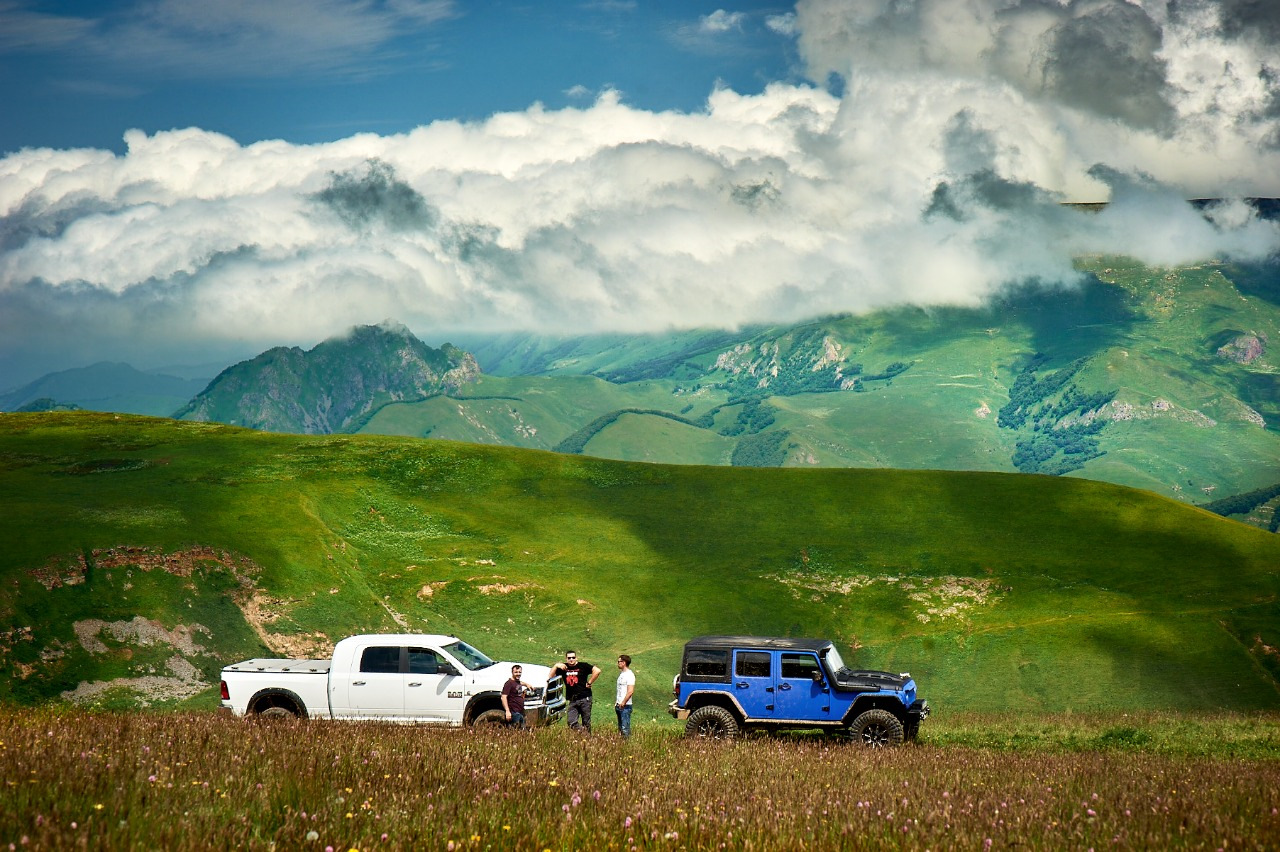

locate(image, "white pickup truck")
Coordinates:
219 633 566 726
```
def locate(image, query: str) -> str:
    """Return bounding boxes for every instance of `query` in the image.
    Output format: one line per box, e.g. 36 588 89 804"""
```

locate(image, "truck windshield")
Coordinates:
824 645 847 672
441 640 496 671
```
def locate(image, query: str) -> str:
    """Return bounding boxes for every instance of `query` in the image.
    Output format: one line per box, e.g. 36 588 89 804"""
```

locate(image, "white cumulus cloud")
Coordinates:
1 0 1278 383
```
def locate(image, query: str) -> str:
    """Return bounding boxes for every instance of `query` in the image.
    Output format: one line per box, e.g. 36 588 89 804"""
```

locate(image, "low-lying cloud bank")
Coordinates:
2 0 1279 381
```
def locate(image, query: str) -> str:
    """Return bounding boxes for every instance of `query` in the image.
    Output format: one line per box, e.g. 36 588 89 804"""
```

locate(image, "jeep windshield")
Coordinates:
824 645 848 673
442 640 497 671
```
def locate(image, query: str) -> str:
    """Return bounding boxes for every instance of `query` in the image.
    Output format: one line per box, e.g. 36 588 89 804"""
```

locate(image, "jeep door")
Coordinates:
403 647 461 723
775 652 830 721
732 650 775 718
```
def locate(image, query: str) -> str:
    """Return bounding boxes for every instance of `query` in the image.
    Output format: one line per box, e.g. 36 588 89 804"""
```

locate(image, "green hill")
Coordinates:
424 256 1280 519
2 412 1277 718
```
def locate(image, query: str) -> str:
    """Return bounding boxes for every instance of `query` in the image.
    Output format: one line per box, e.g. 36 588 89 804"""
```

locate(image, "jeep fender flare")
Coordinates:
248 687 309 718
464 691 504 725
681 689 747 723
840 695 906 727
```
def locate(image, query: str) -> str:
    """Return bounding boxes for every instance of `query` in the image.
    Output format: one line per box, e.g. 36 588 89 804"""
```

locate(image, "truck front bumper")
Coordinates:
525 697 568 727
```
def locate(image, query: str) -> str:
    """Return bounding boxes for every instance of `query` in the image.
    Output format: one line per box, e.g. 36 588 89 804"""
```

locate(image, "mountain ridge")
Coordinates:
173 321 480 434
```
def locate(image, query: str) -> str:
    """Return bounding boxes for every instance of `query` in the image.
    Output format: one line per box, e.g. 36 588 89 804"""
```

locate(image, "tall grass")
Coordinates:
2 709 1277 850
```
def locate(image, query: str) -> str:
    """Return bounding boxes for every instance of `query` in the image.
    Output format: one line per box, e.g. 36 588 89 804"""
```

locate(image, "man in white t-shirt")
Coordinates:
614 654 635 738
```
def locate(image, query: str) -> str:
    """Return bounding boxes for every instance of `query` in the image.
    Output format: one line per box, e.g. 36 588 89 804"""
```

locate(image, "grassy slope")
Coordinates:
2 413 1278 719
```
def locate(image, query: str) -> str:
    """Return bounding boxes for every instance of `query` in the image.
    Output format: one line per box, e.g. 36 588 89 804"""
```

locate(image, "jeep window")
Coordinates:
440 639 496 671
824 645 848 672
736 651 771 678
408 648 441 674
684 648 729 681
360 646 401 673
781 653 821 680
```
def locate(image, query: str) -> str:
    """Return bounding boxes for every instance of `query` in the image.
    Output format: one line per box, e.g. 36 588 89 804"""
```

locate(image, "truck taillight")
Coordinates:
220 680 229 700
672 674 680 697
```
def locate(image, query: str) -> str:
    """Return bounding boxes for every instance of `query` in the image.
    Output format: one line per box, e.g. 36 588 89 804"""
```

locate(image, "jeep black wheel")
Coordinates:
848 709 904 748
685 705 739 739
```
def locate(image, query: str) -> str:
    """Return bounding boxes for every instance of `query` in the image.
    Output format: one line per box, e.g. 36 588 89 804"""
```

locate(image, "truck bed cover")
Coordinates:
223 659 331 674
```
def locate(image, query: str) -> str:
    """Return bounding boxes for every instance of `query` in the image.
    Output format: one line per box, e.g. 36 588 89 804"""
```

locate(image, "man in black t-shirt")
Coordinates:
549 650 601 731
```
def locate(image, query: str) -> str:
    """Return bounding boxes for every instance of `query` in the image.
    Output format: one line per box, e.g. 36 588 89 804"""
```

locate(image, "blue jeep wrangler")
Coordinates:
668 635 929 746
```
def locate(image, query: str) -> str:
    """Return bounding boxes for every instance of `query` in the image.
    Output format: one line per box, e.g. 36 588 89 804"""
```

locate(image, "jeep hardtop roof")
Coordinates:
683 636 834 653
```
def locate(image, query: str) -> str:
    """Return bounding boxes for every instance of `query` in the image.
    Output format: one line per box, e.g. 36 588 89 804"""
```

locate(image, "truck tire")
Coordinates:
849 709 904 747
685 705 739 739
258 706 298 720
471 709 508 727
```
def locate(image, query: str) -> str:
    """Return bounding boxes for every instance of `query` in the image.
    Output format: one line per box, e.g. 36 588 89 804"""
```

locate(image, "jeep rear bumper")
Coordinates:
667 700 689 721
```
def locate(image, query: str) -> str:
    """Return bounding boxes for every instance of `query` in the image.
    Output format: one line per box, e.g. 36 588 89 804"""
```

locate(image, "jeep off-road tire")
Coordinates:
685 705 740 739
848 709 904 747
471 708 508 727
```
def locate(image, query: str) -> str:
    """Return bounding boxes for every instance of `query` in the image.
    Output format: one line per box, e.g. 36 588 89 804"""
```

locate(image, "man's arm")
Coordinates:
588 665 601 686
500 688 511 718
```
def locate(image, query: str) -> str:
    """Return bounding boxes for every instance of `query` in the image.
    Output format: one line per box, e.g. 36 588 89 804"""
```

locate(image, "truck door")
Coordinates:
344 645 404 717
732 650 775 719
776 652 830 721
403 647 461 723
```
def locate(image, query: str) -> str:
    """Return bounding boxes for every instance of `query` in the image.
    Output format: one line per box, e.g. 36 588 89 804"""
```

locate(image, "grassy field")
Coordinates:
1 412 1278 717
1 709 1277 850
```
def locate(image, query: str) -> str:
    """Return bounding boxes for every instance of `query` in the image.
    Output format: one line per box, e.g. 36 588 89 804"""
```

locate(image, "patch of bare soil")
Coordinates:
239 590 333 658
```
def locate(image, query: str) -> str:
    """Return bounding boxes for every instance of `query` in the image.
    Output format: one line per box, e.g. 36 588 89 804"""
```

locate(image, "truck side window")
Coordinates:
781 653 820 680
736 651 771 678
684 649 729 681
408 648 440 674
360 646 401 673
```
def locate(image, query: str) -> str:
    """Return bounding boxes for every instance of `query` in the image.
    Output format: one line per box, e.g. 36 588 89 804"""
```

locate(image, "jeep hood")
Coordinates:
833 668 912 692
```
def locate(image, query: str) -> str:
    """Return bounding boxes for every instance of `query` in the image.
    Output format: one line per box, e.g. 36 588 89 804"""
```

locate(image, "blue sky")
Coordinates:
2 1 1279 389
2 1 800 155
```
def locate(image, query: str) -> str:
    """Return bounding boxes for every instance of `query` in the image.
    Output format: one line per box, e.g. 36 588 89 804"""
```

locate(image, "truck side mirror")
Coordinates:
439 662 459 677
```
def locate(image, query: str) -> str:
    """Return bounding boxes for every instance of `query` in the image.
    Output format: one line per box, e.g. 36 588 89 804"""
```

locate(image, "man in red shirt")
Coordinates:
501 665 533 728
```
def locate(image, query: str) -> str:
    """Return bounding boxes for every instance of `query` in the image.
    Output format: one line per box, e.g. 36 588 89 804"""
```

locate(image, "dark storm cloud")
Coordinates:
312 160 438 233
1038 2 1175 132
1213 0 1280 43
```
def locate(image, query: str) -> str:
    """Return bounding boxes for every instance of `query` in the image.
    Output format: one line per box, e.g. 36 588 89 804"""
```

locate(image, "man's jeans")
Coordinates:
567 697 592 731
615 704 632 738
507 711 525 729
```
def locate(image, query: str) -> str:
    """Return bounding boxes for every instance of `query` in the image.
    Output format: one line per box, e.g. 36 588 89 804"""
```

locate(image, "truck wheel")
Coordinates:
471 709 508 727
685 705 739 739
258 706 298 720
849 709 904 747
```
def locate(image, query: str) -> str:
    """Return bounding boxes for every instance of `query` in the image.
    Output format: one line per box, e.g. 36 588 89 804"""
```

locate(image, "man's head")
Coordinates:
510 665 522 679
564 651 577 665
617 654 631 669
